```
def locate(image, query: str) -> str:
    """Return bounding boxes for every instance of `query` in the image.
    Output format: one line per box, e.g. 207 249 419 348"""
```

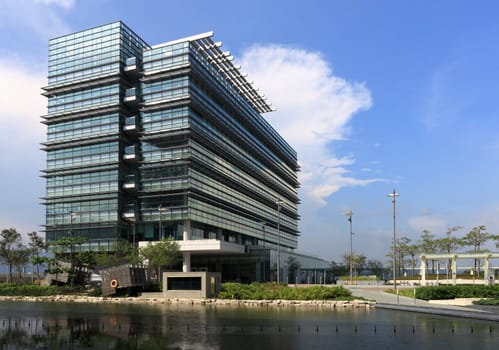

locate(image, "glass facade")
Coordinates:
43 21 299 258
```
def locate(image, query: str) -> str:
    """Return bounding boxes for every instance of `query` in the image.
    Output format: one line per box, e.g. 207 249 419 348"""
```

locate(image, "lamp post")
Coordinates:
276 199 285 283
387 189 400 293
345 211 353 285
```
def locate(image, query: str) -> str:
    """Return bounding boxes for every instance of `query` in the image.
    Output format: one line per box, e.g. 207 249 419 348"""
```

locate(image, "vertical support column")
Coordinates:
183 220 191 240
484 256 490 285
452 256 457 285
182 220 191 272
420 256 427 286
183 252 191 272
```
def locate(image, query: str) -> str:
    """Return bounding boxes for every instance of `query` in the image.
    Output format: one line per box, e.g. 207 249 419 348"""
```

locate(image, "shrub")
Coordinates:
218 282 352 300
415 285 499 300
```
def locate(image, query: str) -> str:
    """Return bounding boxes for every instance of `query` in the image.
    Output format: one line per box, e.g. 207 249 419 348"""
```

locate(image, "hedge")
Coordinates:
218 282 352 300
0 283 81 296
415 285 499 300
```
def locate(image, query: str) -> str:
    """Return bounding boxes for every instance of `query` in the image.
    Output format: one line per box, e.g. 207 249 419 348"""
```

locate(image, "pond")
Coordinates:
0 301 498 349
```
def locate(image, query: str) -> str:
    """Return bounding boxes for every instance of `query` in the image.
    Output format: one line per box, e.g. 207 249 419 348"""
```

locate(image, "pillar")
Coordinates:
183 220 191 240
183 252 191 272
420 256 427 286
451 256 457 285
484 255 490 285
182 220 191 272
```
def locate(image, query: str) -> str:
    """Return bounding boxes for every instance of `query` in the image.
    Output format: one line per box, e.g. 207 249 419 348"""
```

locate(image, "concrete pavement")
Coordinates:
346 285 499 322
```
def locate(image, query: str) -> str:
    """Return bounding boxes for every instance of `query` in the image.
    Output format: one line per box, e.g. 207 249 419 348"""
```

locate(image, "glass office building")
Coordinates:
43 22 327 282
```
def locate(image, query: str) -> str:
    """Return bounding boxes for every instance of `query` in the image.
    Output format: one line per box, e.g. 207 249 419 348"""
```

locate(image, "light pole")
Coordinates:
276 199 285 283
387 189 400 293
345 211 353 285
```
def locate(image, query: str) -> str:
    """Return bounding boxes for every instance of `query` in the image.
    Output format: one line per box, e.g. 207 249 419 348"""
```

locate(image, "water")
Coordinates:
0 301 498 349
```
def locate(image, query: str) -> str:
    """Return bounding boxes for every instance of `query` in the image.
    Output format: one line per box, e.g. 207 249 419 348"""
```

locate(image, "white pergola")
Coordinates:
420 253 499 286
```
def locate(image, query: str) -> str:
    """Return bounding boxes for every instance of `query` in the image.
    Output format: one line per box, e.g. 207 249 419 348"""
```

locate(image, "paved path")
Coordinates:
346 286 499 322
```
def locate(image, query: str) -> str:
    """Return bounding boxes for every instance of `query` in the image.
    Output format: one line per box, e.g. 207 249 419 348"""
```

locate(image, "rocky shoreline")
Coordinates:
0 295 375 308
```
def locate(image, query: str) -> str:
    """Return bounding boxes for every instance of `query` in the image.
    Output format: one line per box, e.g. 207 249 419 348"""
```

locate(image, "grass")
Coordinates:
218 282 353 300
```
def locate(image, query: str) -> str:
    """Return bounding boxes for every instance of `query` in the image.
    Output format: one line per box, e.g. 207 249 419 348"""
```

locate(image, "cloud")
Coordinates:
238 44 379 204
408 212 448 234
0 58 46 234
34 0 75 9
0 0 73 39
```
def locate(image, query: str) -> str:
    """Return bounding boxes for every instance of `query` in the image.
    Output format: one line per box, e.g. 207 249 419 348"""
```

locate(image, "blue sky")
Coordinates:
1 0 499 263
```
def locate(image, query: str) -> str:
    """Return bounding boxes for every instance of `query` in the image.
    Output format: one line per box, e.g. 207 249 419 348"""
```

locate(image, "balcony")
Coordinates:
123 145 139 163
123 87 139 108
123 116 139 135
124 57 140 79
122 174 138 192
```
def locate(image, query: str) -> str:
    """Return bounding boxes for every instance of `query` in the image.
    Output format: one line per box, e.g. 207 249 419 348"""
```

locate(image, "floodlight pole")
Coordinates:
387 189 400 294
346 211 353 285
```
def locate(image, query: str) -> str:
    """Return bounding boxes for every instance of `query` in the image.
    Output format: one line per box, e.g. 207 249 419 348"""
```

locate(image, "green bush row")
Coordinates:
415 285 499 300
218 282 352 300
0 283 82 296
473 298 499 306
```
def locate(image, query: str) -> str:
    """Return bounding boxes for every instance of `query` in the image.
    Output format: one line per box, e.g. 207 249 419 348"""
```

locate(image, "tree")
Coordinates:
343 253 366 277
366 259 385 278
461 225 498 276
0 228 23 282
94 240 141 268
140 238 181 283
50 236 88 286
402 241 420 277
28 231 46 279
436 226 463 275
12 245 30 280
418 230 438 274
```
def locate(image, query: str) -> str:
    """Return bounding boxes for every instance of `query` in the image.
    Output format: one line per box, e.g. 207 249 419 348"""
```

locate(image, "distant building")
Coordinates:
42 21 329 283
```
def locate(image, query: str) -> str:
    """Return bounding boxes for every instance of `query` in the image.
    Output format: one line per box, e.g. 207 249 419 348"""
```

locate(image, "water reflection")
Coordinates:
0 301 498 349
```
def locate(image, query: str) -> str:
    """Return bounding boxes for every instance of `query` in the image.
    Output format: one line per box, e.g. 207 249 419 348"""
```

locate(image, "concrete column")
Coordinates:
183 252 191 272
183 220 191 240
420 256 427 286
484 256 490 285
452 256 457 285
182 220 191 272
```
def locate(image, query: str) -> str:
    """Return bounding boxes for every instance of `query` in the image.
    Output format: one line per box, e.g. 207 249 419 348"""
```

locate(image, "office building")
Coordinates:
43 21 328 282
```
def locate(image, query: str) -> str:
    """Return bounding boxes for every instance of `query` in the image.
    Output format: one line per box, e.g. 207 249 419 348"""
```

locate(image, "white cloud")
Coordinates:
239 45 379 204
0 58 46 234
34 0 75 9
0 0 72 39
408 213 448 234
0 58 46 143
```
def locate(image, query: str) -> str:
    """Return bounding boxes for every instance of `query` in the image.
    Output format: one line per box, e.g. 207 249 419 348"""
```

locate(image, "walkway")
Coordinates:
346 285 499 322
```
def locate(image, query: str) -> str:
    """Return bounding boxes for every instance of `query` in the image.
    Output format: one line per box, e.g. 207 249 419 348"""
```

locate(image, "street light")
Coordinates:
387 189 400 293
276 199 285 283
345 211 353 285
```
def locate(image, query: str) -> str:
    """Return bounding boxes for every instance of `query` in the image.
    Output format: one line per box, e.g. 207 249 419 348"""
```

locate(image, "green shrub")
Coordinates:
218 282 352 300
415 285 499 300
0 283 60 296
